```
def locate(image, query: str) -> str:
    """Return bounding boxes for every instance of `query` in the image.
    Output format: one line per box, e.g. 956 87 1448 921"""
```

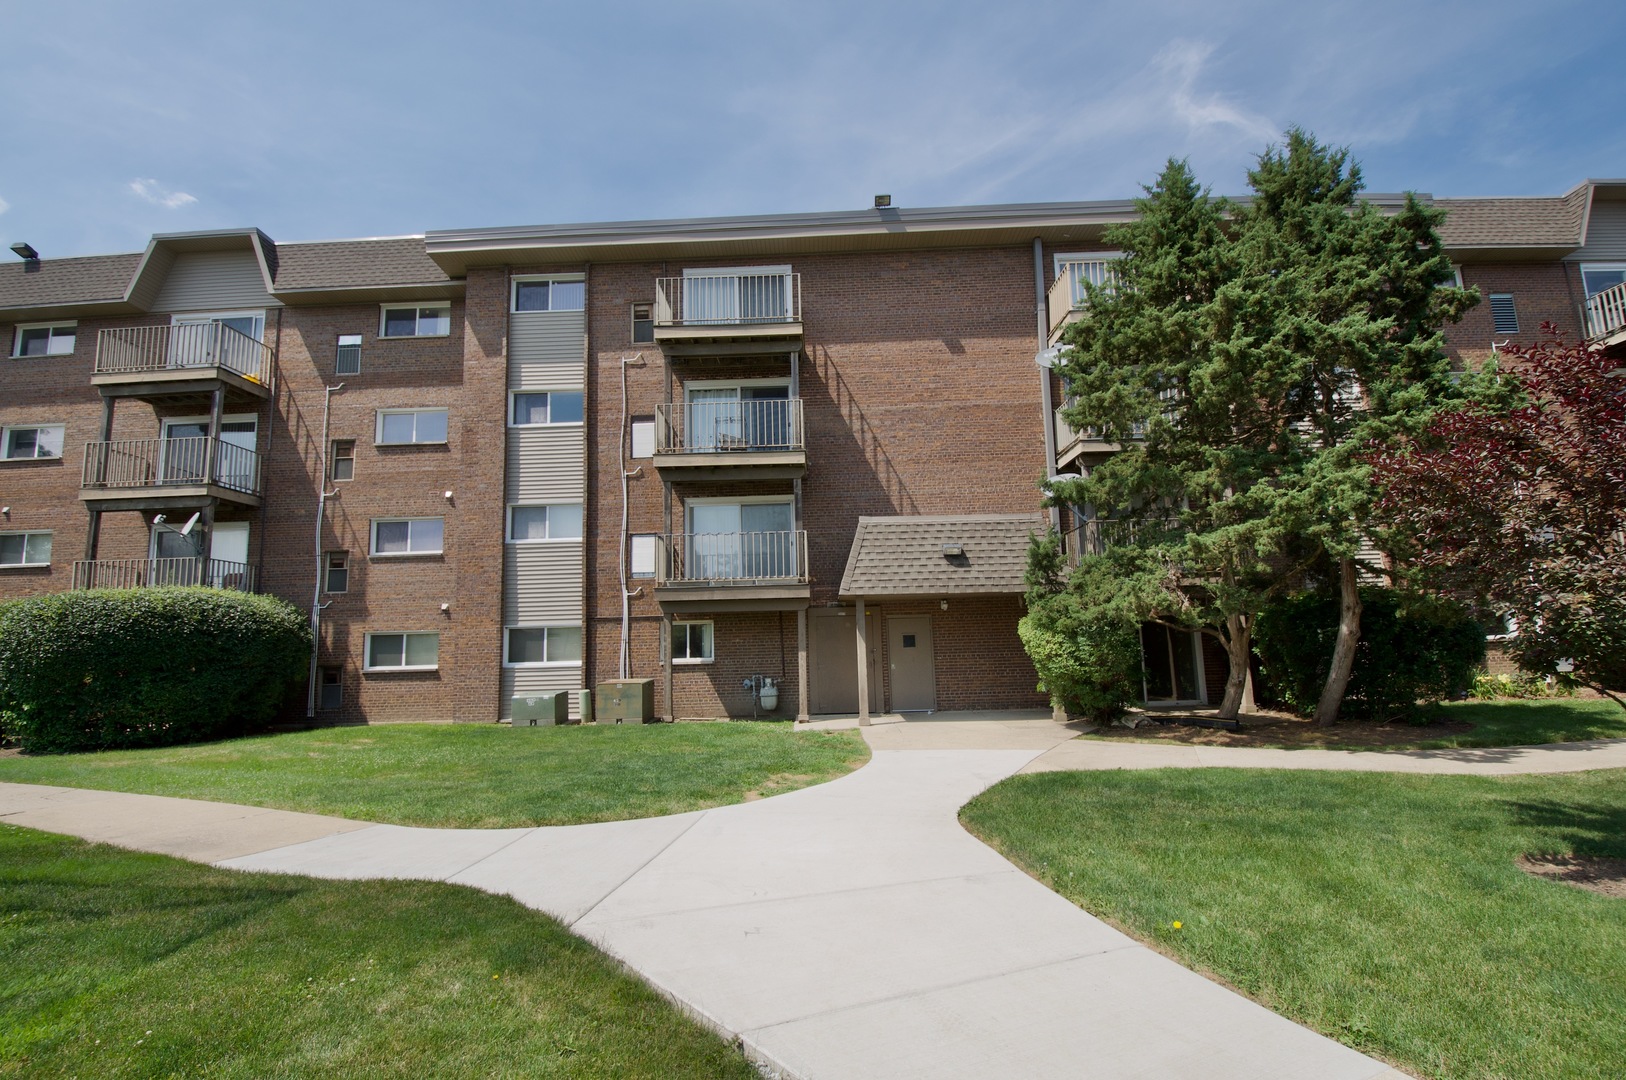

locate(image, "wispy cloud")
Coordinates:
0 192 9 215
1154 40 1278 144
129 178 197 209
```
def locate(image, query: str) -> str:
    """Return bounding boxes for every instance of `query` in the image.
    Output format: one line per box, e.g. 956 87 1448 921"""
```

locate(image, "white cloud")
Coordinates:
1154 40 1279 144
129 178 197 209
0 192 9 215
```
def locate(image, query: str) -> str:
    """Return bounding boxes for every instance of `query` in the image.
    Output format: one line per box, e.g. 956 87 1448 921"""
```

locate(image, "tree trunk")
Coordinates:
1216 613 1252 720
1315 558 1362 727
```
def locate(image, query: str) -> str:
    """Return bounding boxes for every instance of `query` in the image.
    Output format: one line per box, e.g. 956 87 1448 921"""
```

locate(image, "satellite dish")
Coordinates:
1035 347 1062 369
179 512 203 537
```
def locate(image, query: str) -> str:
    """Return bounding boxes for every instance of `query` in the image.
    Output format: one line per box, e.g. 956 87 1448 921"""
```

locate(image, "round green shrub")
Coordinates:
1018 592 1143 722
1253 589 1485 722
0 588 311 754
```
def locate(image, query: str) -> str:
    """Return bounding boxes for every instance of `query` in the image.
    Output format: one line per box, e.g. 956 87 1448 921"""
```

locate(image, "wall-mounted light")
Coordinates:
439 602 451 613
873 194 892 209
9 242 39 261
152 514 167 525
443 490 454 500
1 506 10 516
940 600 949 611
941 543 964 557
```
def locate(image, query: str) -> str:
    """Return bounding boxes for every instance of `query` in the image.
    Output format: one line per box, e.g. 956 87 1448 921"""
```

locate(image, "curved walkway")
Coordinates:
4 722 1622 1079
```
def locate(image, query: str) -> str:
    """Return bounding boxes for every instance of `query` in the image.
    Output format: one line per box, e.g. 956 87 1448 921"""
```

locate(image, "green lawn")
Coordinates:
0 824 756 1078
1409 697 1626 749
0 722 869 828
961 767 1626 1080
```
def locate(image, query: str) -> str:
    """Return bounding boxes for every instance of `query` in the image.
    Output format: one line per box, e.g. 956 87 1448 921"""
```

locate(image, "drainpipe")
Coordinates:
305 382 343 718
1034 238 1061 532
618 353 643 679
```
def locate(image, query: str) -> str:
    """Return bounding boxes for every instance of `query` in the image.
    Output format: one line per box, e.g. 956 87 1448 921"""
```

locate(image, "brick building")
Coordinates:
3 181 1624 722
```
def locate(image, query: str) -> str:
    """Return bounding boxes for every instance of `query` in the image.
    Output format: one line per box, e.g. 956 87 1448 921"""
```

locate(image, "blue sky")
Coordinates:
4 0 1624 258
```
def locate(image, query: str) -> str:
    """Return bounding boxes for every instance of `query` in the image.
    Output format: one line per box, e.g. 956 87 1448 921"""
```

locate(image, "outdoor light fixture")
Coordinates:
940 600 949 611
152 514 167 525
941 543 964 557
874 194 891 209
10 242 38 261
443 490 454 500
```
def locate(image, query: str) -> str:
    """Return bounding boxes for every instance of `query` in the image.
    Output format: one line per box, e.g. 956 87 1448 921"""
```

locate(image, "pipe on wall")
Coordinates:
1033 238 1061 532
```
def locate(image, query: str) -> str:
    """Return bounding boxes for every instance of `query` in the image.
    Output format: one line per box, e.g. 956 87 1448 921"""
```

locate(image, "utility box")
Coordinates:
576 688 594 724
594 679 654 724
511 691 568 727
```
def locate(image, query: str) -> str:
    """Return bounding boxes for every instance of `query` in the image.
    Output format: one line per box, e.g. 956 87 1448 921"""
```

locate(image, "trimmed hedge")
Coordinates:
1253 589 1485 722
1018 592 1143 722
0 588 311 754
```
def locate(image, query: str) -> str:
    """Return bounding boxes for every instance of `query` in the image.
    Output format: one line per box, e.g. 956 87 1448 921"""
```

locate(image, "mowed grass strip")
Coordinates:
0 722 870 828
1410 697 1626 750
961 767 1626 1080
0 825 758 1079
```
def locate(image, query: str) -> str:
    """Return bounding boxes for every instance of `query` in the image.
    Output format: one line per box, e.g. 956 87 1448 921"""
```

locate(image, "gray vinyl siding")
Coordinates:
1573 201 1626 263
509 310 586 389
506 428 586 502
503 543 585 623
150 251 278 312
500 666 584 722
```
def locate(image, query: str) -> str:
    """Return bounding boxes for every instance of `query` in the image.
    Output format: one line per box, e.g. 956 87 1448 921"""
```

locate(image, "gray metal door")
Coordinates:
809 609 880 714
887 616 936 712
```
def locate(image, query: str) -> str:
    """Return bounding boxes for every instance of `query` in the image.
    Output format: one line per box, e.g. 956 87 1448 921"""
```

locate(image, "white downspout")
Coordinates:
1034 238 1061 532
618 353 643 679
306 383 343 718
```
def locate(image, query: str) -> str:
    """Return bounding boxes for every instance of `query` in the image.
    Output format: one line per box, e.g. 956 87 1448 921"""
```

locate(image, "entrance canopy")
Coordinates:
838 514 1044 599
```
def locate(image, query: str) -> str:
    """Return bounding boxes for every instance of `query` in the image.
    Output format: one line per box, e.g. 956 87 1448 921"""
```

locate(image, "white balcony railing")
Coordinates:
1047 258 1120 335
96 323 273 384
654 272 801 327
72 558 258 592
655 399 804 454
659 531 809 584
82 437 263 496
1584 280 1626 342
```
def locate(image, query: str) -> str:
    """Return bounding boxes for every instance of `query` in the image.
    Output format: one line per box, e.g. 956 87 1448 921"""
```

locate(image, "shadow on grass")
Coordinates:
1501 796 1626 859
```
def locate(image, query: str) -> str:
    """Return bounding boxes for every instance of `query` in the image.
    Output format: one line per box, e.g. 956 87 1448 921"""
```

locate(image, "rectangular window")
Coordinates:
1489 293 1519 335
508 504 584 541
11 323 76 358
318 667 343 710
631 302 654 344
376 408 449 445
324 551 350 593
505 625 584 665
335 334 362 375
379 305 451 338
630 418 655 458
2 424 65 460
512 277 585 313
630 534 657 578
672 621 715 663
0 531 52 567
371 518 444 556
510 391 585 426
365 632 440 671
1581 264 1626 298
330 439 355 481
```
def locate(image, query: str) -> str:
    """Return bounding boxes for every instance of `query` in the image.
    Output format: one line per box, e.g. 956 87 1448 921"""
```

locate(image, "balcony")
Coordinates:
71 558 258 592
80 437 263 509
1046 258 1119 341
653 271 802 347
654 530 811 611
654 399 806 480
1054 404 1140 467
1584 280 1626 350
93 324 273 401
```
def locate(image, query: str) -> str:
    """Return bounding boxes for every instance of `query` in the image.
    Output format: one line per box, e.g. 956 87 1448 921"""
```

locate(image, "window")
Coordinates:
512 277 585 312
371 518 444 556
505 625 583 665
630 418 655 458
1440 264 1463 289
1489 293 1519 335
318 668 343 710
630 534 657 578
631 302 654 344
2 424 64 460
380 304 451 338
11 323 76 357
335 334 362 375
508 504 584 541
1581 264 1626 298
324 551 350 593
365 632 439 671
330 439 355 481
511 391 585 426
376 408 448 445
0 532 52 567
672 621 714 663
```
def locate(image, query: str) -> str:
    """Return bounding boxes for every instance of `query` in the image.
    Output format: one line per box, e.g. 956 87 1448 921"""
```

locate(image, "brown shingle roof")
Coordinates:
1434 197 1583 249
272 236 451 291
839 514 1044 598
0 252 141 310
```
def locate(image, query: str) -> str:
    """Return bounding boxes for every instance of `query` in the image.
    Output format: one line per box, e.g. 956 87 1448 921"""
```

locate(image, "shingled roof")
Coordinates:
839 514 1044 598
273 237 452 290
1434 195 1584 250
0 253 143 310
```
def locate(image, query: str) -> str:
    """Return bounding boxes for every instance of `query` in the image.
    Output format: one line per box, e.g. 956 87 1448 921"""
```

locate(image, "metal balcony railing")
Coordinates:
95 323 274 384
1047 258 1120 335
72 558 258 592
81 437 263 496
659 530 809 584
1583 280 1626 342
655 398 805 453
653 272 801 327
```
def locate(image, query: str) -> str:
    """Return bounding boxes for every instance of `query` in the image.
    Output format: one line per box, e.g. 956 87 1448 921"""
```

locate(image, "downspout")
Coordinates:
306 382 343 718
1034 238 1061 532
618 353 643 679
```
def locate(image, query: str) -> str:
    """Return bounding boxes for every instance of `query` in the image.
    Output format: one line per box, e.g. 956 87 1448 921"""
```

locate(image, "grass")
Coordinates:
961 767 1626 1080
0 824 757 1078
0 722 869 828
1409 697 1626 749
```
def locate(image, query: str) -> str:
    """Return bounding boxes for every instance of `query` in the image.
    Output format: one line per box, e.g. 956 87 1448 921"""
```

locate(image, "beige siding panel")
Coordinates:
503 542 584 623
506 428 585 502
150 251 278 312
1577 201 1626 262
500 666 586 721
509 310 586 388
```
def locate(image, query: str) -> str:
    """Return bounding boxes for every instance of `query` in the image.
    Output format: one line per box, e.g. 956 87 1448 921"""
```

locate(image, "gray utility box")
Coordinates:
575 688 594 724
511 691 569 727
594 679 654 724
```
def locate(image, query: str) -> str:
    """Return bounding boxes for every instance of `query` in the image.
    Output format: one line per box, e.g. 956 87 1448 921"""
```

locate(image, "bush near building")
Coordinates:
0 588 310 754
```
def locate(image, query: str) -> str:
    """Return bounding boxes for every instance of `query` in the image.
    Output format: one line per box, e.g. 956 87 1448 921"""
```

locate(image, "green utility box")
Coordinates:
511 691 568 727
594 679 654 724
576 689 594 724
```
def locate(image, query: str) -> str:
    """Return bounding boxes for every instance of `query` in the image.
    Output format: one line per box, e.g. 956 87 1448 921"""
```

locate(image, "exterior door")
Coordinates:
887 615 937 712
809 608 881 714
149 524 201 585
160 420 209 483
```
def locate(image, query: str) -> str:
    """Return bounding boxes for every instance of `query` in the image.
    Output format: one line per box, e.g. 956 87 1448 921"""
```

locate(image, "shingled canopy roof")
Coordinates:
839 514 1045 599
